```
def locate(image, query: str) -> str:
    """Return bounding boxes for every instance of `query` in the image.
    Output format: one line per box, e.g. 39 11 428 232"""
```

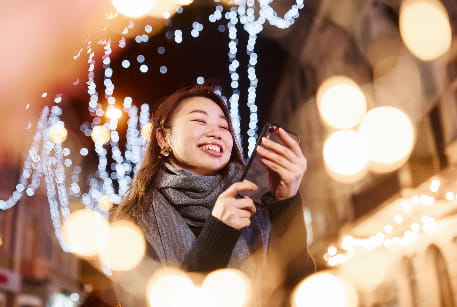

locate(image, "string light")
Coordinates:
323 173 455 267
0 0 305 252
218 0 304 155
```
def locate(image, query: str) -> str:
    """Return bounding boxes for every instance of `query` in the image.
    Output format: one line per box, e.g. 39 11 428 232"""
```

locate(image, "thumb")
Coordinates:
224 180 258 197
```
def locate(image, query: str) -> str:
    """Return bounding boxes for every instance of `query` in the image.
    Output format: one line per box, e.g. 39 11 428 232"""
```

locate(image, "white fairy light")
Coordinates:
384 224 393 234
429 179 441 192
219 0 303 156
393 214 404 224
445 191 454 201
327 246 337 256
1 0 305 251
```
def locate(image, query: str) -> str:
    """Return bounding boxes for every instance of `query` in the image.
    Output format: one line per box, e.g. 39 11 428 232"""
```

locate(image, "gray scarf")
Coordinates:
140 162 270 268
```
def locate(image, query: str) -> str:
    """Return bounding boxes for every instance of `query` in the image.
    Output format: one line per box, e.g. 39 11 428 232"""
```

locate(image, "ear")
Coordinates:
156 128 168 149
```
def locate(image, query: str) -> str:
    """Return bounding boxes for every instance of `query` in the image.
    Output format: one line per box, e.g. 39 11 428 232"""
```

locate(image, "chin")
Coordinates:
198 163 228 176
173 157 229 176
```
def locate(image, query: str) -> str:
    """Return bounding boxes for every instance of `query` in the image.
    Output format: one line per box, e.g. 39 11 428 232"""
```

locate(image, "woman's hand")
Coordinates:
212 180 257 230
256 127 307 200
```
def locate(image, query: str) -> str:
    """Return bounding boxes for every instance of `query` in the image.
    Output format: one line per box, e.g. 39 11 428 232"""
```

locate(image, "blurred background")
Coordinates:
0 0 456 306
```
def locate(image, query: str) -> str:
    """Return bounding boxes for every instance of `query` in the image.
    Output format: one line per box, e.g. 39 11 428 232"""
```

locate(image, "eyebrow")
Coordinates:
188 109 227 120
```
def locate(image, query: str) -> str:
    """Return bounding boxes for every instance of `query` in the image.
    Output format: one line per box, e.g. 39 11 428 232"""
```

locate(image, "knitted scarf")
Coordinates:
139 162 270 268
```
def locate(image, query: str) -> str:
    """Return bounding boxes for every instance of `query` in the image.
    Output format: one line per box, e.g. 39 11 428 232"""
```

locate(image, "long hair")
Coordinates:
113 84 245 222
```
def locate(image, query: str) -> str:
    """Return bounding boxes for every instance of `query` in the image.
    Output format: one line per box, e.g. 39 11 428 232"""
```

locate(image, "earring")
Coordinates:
160 146 171 157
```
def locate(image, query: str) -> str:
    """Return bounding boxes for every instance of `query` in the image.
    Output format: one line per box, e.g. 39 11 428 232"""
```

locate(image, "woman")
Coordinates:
113 84 315 305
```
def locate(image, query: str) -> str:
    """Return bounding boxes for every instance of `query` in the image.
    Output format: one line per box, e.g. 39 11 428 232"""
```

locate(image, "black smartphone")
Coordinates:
238 122 300 204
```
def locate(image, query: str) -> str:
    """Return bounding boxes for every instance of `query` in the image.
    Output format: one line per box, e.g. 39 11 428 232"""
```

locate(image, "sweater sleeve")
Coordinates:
262 192 299 220
183 215 241 272
265 192 316 288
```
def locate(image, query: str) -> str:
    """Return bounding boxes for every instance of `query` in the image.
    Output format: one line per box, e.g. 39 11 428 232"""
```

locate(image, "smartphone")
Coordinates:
238 122 300 204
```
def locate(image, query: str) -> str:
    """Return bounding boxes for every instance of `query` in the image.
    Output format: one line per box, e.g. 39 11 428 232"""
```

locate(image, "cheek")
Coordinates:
170 128 194 147
225 138 234 157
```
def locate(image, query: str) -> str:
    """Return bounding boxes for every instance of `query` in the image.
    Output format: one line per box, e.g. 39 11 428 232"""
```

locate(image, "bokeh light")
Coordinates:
106 107 122 121
323 130 369 183
147 268 195 307
202 269 251 307
111 0 156 18
170 287 216 307
98 195 113 212
62 209 110 257
141 122 153 140
0 0 306 259
292 272 358 307
399 0 452 61
146 0 180 18
91 125 111 145
358 106 415 173
99 220 146 271
49 124 68 144
176 0 194 5
316 76 367 130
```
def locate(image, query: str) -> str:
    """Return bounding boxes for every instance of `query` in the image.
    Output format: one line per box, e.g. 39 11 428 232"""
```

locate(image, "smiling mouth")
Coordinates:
200 144 222 154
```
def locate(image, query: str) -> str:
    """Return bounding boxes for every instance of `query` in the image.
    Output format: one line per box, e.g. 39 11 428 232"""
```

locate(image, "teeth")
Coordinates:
202 144 221 153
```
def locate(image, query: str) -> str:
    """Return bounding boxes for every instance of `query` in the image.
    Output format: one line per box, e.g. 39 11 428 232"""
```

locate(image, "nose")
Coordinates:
205 124 222 139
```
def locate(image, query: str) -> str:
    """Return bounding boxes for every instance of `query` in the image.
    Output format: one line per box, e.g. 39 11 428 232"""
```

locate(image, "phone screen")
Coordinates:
238 122 299 204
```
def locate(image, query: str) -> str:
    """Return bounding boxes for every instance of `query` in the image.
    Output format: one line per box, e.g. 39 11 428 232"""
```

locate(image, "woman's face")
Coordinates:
161 96 234 176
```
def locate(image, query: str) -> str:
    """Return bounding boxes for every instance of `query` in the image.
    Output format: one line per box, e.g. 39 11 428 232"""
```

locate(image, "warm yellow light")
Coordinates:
202 269 251 307
358 106 415 173
141 123 153 140
91 125 111 145
111 0 156 18
106 107 122 121
147 0 180 18
98 195 113 212
400 0 452 61
49 124 68 144
62 209 110 257
292 272 358 307
176 0 193 5
99 220 146 271
170 287 216 307
219 0 237 5
323 130 369 183
147 268 194 307
317 76 367 130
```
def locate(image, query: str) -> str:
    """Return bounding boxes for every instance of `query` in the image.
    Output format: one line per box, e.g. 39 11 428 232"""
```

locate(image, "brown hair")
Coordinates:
113 84 244 222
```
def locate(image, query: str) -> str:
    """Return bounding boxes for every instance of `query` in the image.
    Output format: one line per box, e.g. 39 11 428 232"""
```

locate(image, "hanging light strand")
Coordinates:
1 0 305 252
